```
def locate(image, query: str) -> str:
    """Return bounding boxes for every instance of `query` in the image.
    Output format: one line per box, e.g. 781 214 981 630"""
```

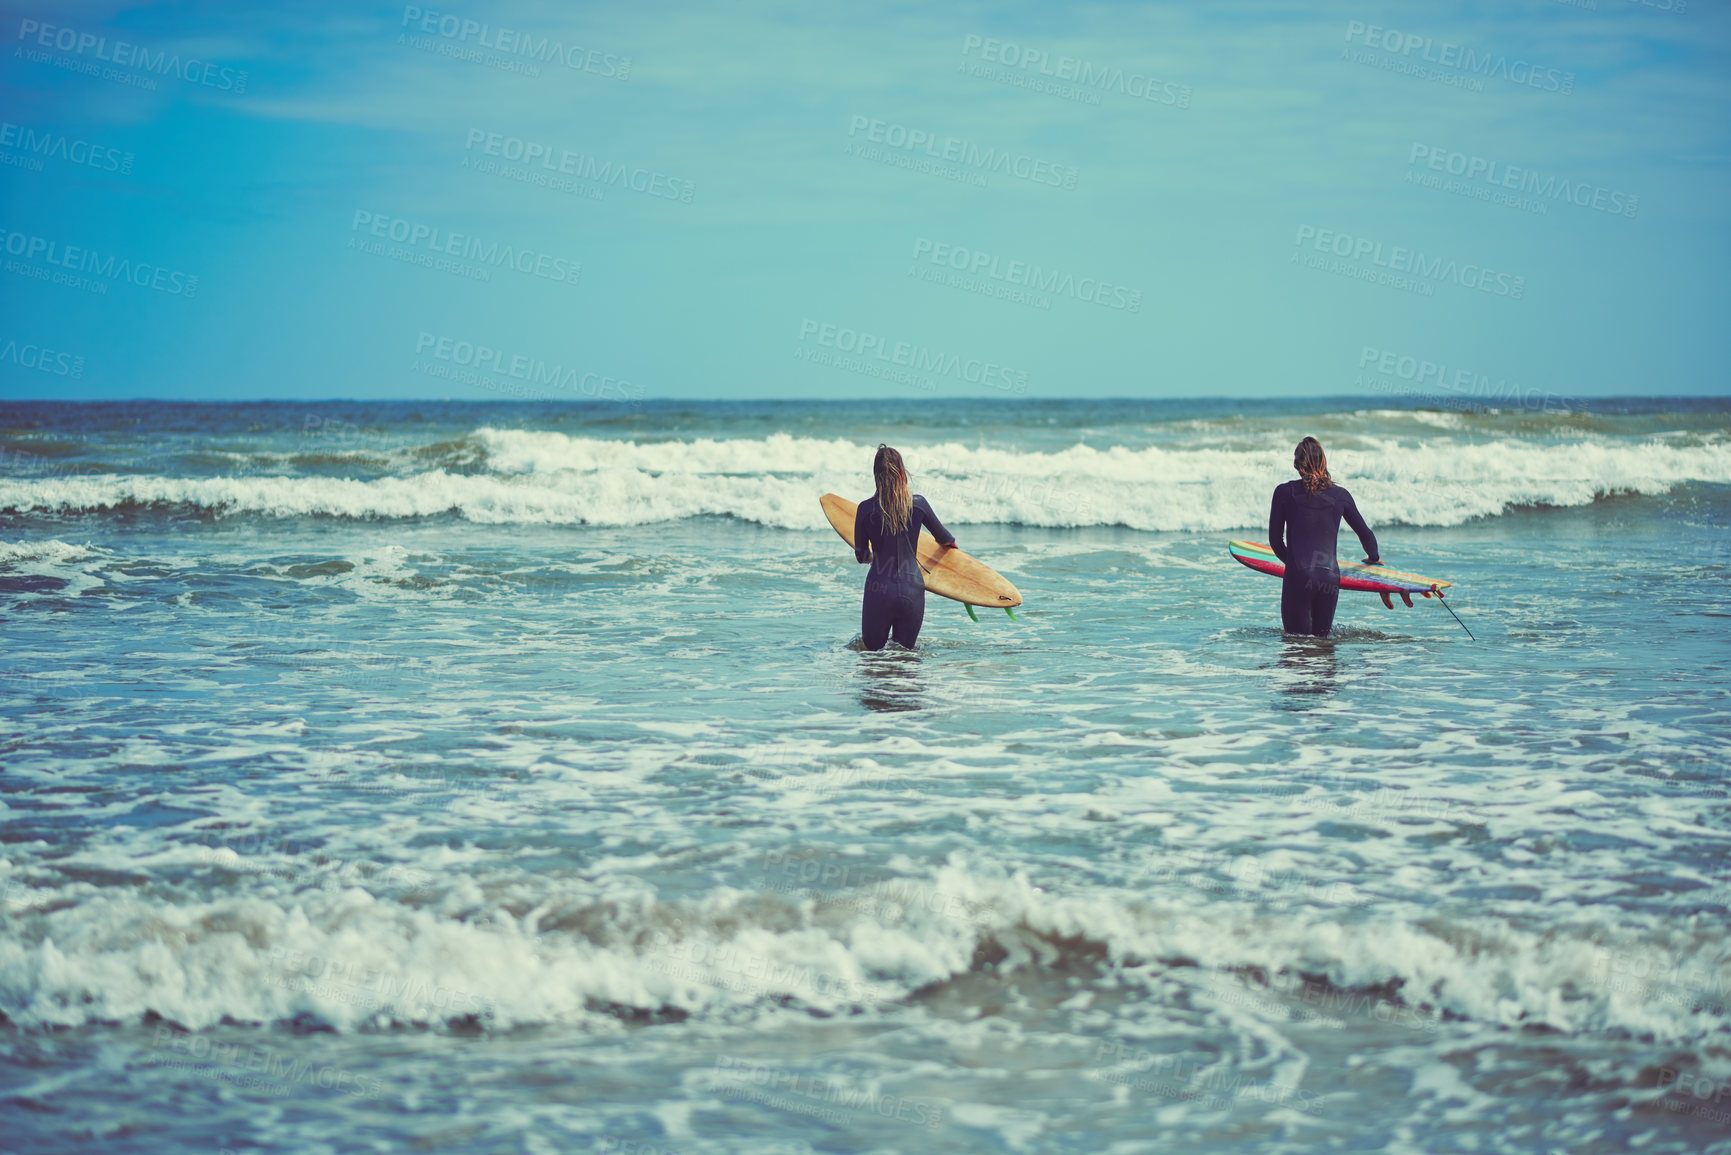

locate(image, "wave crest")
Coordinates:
1 430 1725 530
2 862 1724 1041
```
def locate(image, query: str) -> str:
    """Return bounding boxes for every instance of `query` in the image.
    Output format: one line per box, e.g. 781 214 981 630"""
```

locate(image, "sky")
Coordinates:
0 0 1726 403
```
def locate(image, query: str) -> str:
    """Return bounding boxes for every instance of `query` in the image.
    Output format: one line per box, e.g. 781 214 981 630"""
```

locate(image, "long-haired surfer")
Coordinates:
1268 436 1380 637
853 444 956 651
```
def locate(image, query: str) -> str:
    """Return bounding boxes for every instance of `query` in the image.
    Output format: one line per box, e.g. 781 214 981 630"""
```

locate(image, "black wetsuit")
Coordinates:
854 494 954 650
1268 481 1379 637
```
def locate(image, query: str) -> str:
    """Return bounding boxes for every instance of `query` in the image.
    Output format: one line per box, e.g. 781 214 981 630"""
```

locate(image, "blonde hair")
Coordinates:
1294 436 1333 494
874 444 912 534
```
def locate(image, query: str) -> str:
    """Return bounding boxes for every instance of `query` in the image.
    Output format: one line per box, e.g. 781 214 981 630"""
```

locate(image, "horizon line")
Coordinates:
2 393 1727 405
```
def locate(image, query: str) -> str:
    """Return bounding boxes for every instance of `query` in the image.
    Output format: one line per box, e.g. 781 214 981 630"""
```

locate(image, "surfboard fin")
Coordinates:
1379 592 1394 610
965 603 978 622
1004 607 1018 622
1400 592 1414 608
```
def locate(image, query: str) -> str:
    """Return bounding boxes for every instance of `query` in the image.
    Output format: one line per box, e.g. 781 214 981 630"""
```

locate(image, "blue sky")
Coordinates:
0 0 1726 401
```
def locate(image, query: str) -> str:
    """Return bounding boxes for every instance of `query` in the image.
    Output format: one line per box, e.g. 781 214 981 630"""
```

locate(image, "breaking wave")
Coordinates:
1 429 1726 531
3 861 1724 1042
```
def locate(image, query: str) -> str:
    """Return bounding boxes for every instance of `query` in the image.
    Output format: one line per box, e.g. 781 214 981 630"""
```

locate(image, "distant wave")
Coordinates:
2 430 1727 531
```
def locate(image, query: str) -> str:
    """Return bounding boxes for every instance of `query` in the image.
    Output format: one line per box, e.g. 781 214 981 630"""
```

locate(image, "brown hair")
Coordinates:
874 444 913 533
1294 436 1332 494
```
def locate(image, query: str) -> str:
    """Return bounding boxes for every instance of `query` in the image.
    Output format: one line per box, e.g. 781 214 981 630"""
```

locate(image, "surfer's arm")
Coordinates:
916 497 957 549
1342 492 1380 565
1268 487 1290 563
853 512 871 563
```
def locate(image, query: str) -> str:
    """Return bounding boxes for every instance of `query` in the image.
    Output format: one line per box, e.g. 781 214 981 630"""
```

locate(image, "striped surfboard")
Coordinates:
1228 540 1452 606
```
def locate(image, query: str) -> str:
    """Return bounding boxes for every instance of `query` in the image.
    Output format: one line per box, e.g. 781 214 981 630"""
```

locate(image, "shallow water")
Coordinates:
2 399 1730 1153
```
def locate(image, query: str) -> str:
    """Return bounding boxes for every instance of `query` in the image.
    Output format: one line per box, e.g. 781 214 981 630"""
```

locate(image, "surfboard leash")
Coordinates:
1434 588 1475 641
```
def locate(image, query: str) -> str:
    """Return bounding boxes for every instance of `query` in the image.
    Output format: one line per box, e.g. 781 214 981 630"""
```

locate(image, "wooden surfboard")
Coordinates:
821 493 1022 609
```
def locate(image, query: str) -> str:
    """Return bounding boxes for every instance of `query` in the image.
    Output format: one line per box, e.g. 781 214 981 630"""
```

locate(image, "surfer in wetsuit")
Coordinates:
1268 437 1380 637
854 444 956 651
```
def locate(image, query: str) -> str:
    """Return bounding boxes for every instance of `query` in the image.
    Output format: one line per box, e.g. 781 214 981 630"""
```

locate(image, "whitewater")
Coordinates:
4 422 1729 531
2 397 1729 1154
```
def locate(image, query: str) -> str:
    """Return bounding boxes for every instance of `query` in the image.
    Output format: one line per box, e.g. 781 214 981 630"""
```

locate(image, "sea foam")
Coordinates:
0 430 1725 531
3 860 1725 1044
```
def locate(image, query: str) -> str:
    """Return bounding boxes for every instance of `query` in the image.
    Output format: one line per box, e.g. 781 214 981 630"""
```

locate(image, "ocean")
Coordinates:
1 397 1729 1154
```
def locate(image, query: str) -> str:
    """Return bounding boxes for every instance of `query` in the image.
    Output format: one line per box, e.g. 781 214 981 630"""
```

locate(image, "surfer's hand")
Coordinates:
941 540 959 550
